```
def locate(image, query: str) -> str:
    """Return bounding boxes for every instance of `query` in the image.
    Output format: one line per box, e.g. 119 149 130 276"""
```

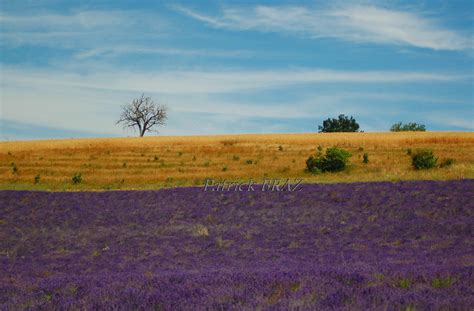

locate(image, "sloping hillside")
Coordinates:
1 132 473 190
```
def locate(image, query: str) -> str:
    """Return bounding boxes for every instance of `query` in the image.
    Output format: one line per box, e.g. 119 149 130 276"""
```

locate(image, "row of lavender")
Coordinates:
1 180 473 309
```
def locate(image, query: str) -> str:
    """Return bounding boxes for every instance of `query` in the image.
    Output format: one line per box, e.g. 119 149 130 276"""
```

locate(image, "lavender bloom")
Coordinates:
0 180 473 310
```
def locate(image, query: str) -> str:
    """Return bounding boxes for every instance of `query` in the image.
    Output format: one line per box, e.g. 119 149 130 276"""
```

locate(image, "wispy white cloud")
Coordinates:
174 4 471 51
73 46 255 60
0 10 168 49
2 67 466 96
0 10 256 60
0 10 127 29
0 10 165 33
426 114 474 130
171 6 229 28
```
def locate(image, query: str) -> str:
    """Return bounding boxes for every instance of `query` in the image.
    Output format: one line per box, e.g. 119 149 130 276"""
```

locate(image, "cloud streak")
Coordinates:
0 10 168 50
0 10 163 33
73 46 256 60
174 4 471 51
0 10 257 61
2 67 466 95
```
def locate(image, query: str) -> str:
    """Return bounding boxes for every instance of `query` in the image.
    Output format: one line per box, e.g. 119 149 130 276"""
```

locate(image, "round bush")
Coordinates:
72 173 83 184
412 149 437 170
363 153 369 164
306 147 352 173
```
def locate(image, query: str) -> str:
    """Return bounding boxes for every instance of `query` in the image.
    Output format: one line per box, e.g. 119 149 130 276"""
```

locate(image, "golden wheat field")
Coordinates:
1 132 473 190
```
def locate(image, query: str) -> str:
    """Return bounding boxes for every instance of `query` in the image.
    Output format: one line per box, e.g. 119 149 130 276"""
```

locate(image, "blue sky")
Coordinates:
1 0 473 140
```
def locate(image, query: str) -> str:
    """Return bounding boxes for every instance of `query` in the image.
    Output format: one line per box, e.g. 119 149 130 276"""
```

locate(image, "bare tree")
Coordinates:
116 94 167 137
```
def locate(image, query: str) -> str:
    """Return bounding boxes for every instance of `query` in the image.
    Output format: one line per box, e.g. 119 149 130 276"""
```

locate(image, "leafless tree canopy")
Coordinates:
116 94 167 137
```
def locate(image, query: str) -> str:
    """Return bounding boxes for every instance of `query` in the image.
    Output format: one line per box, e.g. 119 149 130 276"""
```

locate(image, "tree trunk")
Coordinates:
137 123 143 137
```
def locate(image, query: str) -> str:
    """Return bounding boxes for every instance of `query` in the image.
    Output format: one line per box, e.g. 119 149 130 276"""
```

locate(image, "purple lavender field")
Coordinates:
1 180 473 310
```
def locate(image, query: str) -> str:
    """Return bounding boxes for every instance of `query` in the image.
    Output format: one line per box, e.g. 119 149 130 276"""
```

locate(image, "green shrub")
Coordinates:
391 122 426 132
412 149 437 169
11 163 18 174
305 158 321 174
306 146 352 173
245 159 253 165
439 158 455 168
318 114 360 132
407 148 412 155
34 174 41 184
233 155 240 161
363 153 369 164
222 166 228 172
72 173 82 184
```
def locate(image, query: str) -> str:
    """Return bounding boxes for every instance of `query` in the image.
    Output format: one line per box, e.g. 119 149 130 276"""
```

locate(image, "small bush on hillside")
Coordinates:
439 158 455 168
278 145 283 151
245 159 253 165
406 148 412 155
11 163 18 174
363 153 369 164
412 149 437 170
72 173 82 184
306 146 352 174
233 155 240 161
391 122 426 132
34 174 41 184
